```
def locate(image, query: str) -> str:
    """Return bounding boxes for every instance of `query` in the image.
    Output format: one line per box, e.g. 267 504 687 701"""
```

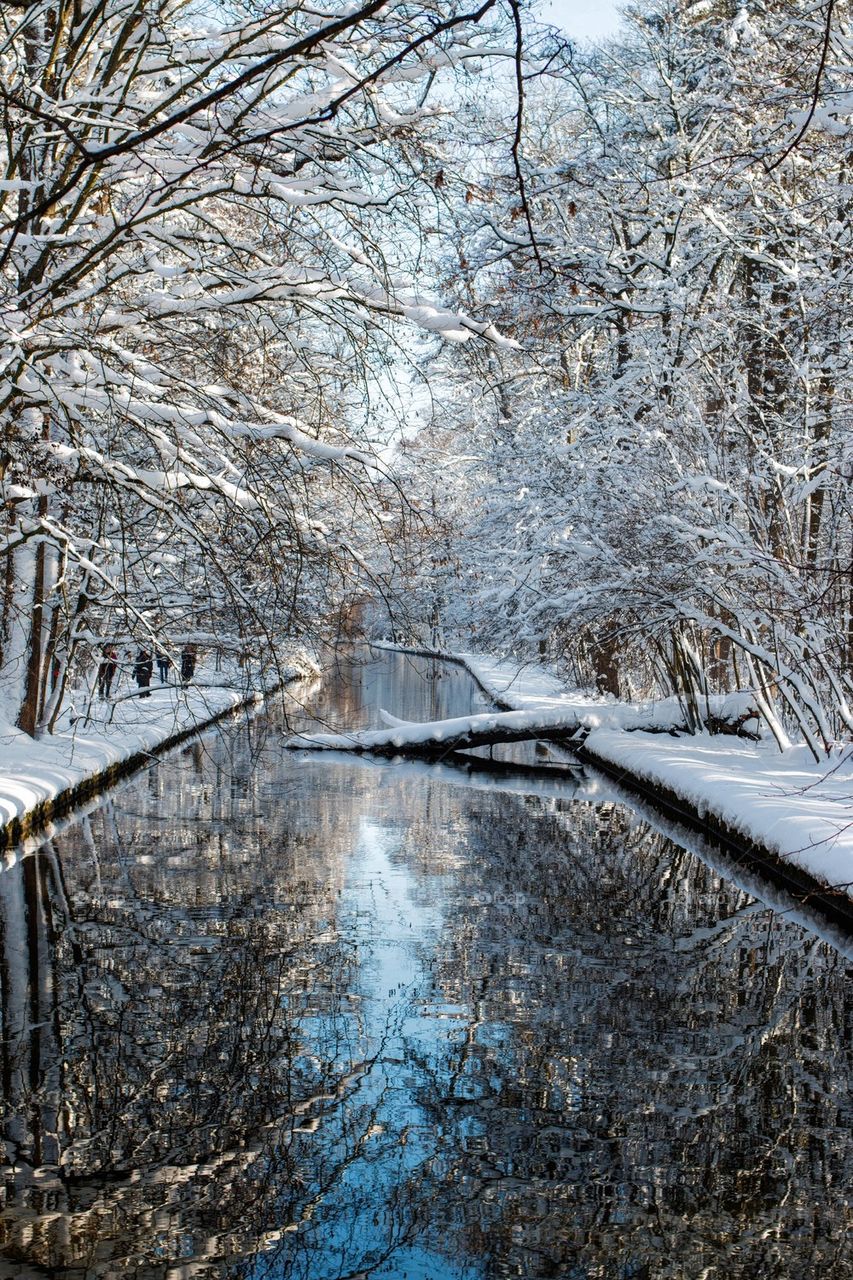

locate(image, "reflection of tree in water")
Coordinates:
0 672 850 1279
0 725 413 1278
401 797 853 1280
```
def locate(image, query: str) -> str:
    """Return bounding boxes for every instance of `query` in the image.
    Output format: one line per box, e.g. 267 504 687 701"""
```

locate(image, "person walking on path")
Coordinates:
157 648 172 683
181 643 197 684
97 645 118 698
134 649 154 697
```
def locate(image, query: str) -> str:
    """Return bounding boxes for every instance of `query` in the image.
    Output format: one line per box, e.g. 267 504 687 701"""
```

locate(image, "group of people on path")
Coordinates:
97 643 197 699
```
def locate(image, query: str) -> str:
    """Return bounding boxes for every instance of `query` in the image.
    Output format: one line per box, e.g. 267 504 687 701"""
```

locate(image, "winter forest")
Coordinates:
1 0 851 760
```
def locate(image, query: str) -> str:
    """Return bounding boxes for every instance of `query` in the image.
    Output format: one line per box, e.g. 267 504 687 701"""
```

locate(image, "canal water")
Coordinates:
0 649 850 1279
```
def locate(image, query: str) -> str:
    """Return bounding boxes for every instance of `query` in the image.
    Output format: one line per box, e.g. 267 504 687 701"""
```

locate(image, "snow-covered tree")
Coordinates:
0 0 516 733
420 0 853 754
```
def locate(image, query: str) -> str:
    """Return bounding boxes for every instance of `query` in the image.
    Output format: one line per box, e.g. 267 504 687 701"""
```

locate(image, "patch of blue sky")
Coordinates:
536 0 625 42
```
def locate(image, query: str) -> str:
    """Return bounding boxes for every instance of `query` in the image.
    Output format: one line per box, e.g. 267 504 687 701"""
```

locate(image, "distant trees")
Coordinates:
0 0 514 734
418 0 853 754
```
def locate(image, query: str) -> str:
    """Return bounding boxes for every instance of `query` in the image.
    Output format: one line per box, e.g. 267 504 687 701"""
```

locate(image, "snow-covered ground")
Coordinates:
459 653 853 903
0 654 315 844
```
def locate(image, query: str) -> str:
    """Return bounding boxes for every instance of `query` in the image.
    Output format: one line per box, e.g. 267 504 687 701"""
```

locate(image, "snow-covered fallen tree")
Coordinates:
285 695 759 757
287 706 584 756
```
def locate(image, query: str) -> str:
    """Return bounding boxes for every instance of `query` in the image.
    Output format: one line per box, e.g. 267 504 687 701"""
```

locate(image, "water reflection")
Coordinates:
0 650 850 1279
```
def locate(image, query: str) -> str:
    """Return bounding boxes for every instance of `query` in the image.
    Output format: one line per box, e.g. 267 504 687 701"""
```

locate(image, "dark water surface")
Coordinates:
0 650 850 1280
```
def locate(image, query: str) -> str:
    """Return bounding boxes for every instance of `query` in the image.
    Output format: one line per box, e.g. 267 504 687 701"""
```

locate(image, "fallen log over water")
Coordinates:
284 699 761 760
284 706 585 758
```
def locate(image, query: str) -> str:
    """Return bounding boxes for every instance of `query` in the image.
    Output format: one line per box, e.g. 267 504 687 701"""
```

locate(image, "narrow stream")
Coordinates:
0 649 850 1279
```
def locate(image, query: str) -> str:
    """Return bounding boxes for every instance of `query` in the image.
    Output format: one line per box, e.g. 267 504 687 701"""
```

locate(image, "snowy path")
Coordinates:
0 657 314 849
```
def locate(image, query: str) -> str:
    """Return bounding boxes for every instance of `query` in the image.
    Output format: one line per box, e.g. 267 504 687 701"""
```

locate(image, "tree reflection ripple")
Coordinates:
0 652 850 1279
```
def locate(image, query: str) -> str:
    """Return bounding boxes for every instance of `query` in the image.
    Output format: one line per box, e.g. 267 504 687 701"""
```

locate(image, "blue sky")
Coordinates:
536 0 624 41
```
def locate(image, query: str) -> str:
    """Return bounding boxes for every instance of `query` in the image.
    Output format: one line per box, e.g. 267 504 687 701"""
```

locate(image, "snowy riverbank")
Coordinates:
0 654 317 848
455 652 853 905
287 642 852 909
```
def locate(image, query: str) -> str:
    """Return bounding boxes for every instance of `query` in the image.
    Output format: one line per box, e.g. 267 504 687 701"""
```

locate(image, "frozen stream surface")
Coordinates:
0 649 850 1279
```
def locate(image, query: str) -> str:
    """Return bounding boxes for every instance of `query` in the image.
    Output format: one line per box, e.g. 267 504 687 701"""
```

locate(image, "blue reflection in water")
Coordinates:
0 651 849 1280
264 818 484 1279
